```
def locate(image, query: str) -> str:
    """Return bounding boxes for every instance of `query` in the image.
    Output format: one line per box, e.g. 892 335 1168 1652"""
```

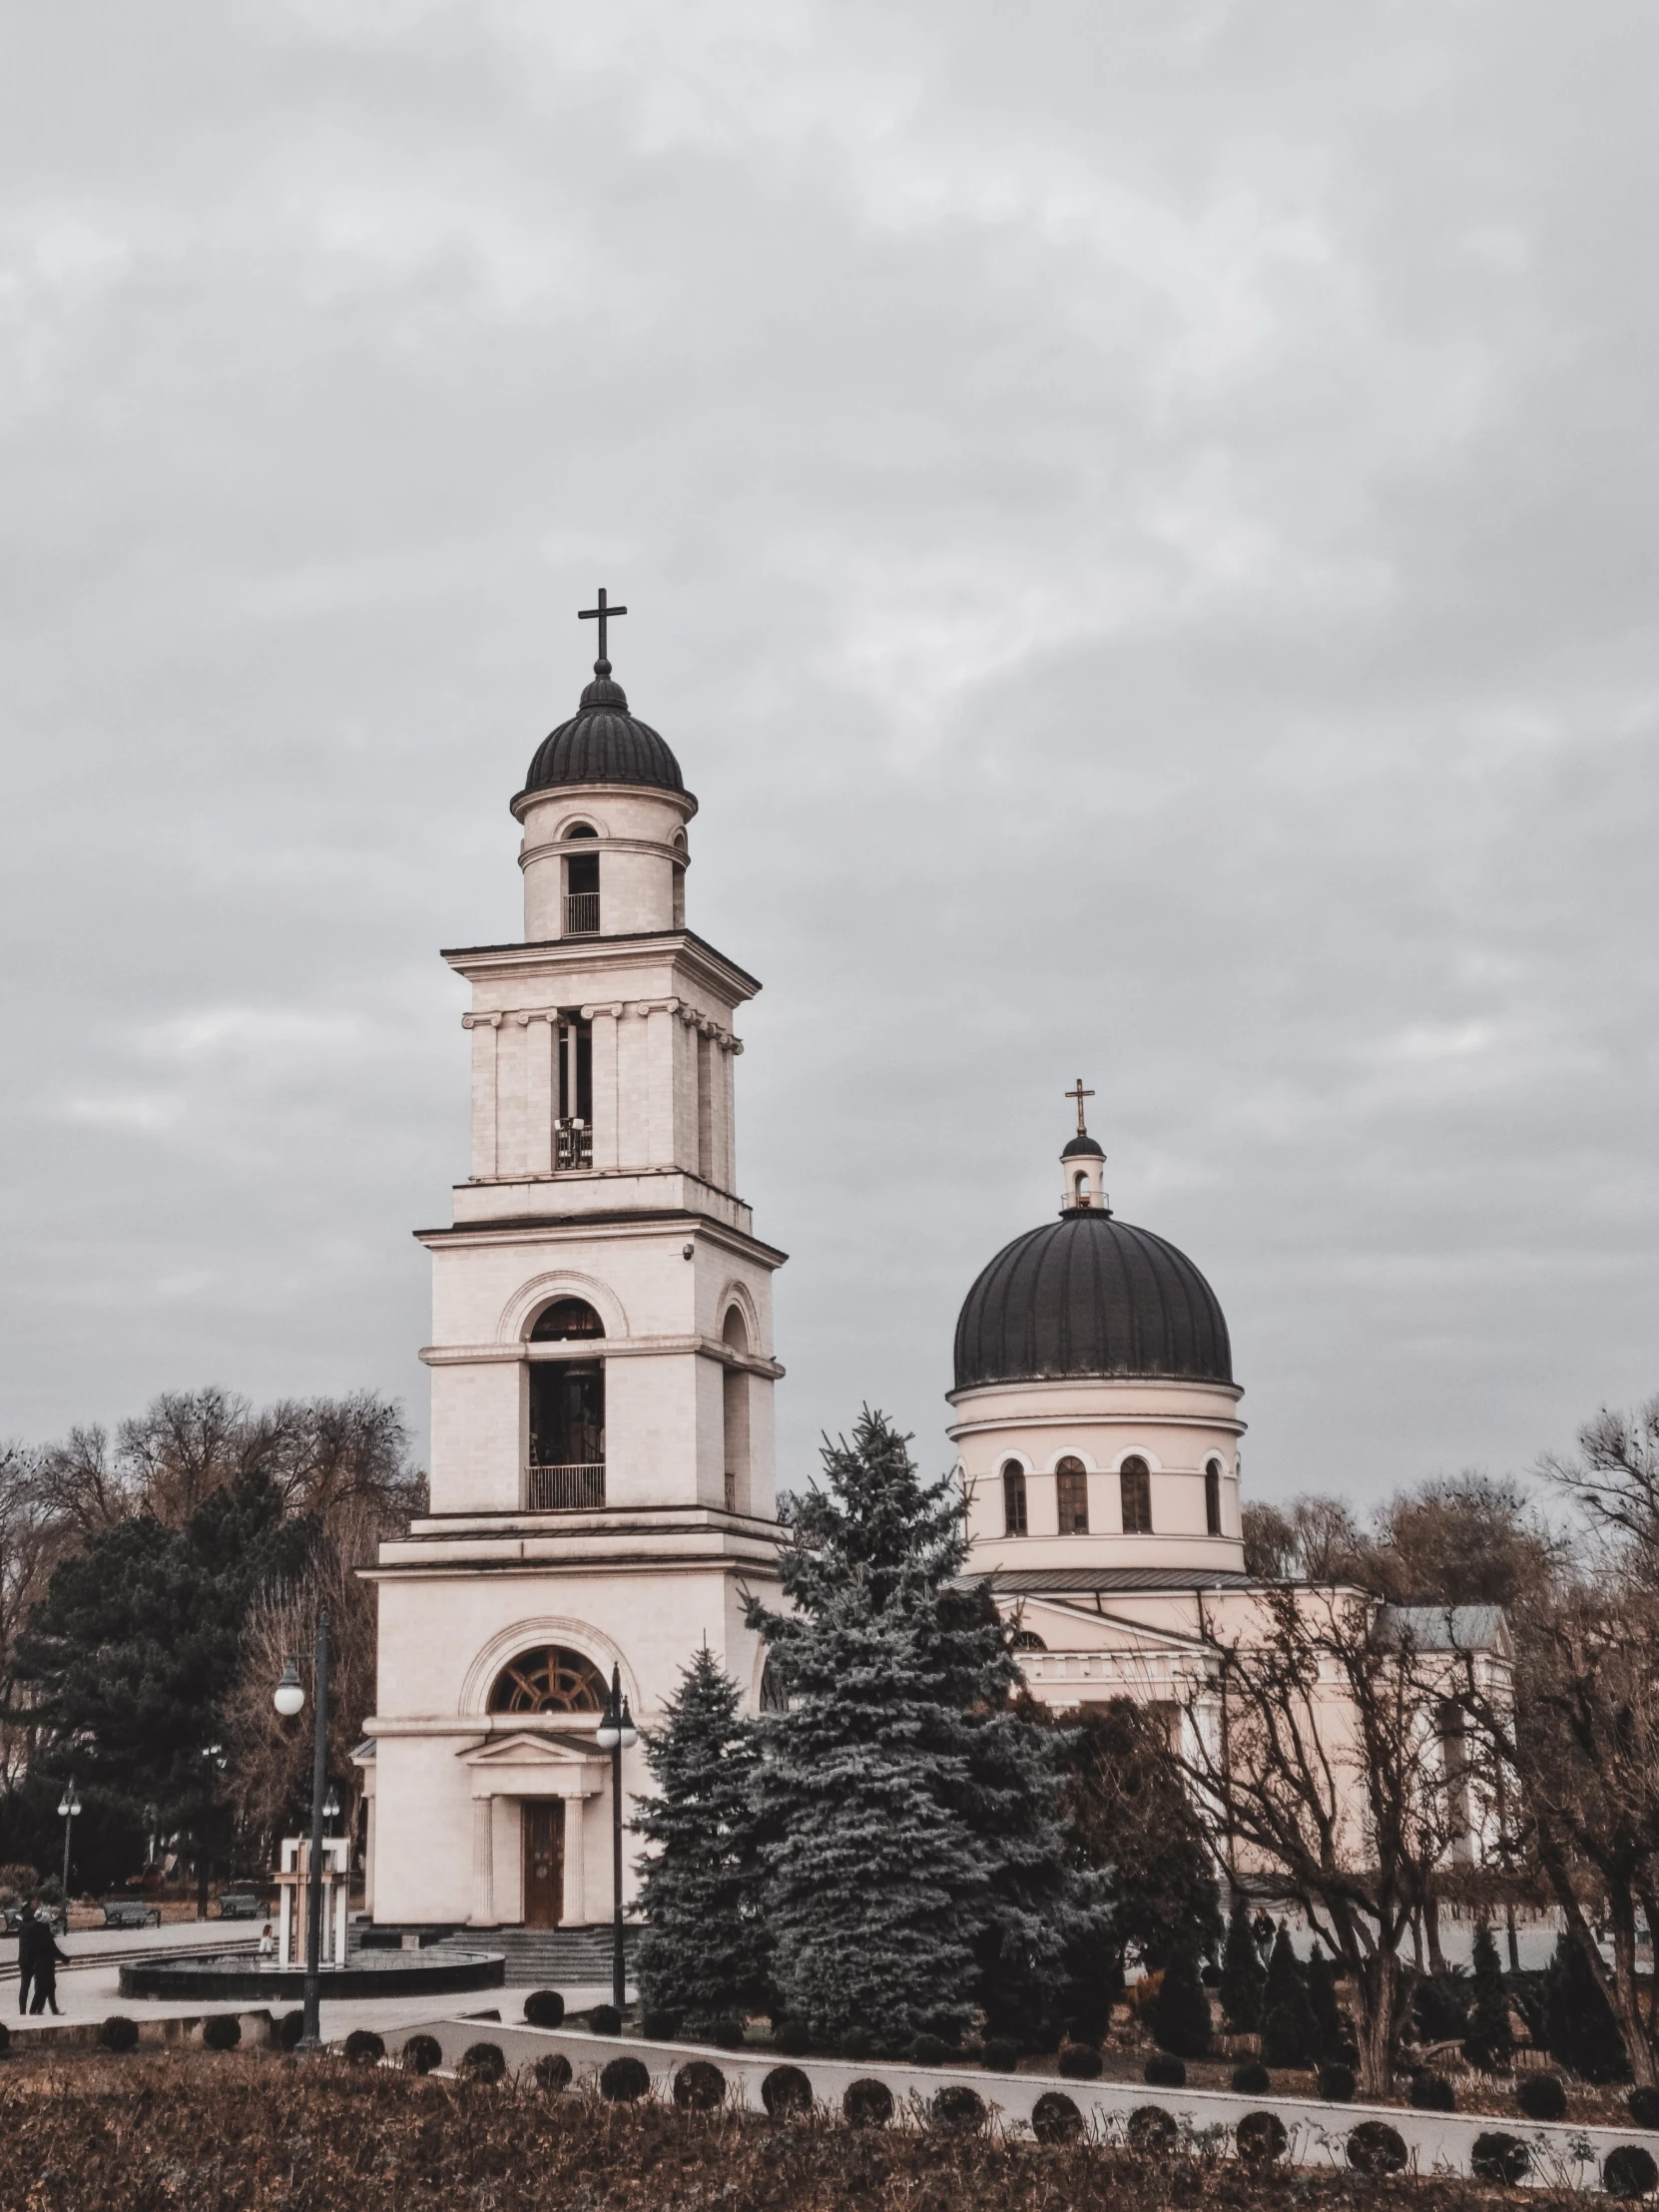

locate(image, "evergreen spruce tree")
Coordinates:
1153 1938 1214 2057
747 1408 1071 2051
632 1646 770 2030
1542 1933 1628 2083
1221 1893 1267 2031
1259 1924 1319 2067
1461 1921 1513 2072
1306 1942 1348 2061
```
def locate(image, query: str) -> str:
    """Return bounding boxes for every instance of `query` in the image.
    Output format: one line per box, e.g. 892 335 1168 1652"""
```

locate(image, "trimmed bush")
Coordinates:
981 2035 1019 2072
762 2064 813 2119
708 2016 747 2050
99 2017 140 2054
1472 2132 1530 2186
1413 1968 1472 2044
907 2031 951 2066
1318 2062 1355 2103
1605 2146 1659 2199
460 2042 505 2084
1031 2090 1083 2145
1232 2061 1270 2095
772 2019 810 2057
343 2029 384 2067
1544 1934 1630 2084
843 2077 893 2128
1144 2052 1186 2088
1346 2121 1407 2176
1409 2071 1455 2112
1261 1926 1318 2068
202 2015 241 2052
674 2059 727 2111
523 1990 565 2030
0 2021 10 2057
839 2026 872 2060
401 2033 441 2075
276 2012 304 2053
1221 1896 1267 2032
1518 2070 1568 2121
1058 2041 1103 2079
930 2083 986 2135
600 2055 651 2103
587 2004 622 2037
534 2051 572 2093
1236 2111 1289 2168
1127 2105 1178 2155
1154 1941 1213 2058
1631 2087 1659 2130
1463 1922 1514 2074
641 2009 682 2042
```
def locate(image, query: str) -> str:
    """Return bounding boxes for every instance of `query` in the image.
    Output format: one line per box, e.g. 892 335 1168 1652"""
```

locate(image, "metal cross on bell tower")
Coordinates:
579 587 628 667
1065 1078 1095 1137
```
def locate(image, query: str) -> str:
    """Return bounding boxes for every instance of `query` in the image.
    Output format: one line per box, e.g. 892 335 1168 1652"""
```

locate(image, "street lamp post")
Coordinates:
595 1666 637 2013
273 1609 331 2051
56 1781 81 1904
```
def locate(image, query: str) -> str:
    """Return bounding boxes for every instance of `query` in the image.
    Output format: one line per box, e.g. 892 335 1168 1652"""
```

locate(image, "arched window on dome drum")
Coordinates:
1205 1458 1223 1537
1056 1457 1090 1536
1001 1461 1028 1537
487 1645 606 1715
565 832 600 936
1119 1456 1152 1535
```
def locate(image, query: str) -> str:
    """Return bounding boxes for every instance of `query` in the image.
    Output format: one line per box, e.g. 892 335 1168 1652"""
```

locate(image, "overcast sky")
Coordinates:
3 1 1657 1512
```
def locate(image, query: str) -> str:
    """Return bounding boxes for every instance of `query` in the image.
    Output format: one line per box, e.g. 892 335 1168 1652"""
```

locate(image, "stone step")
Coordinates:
351 1922 621 1985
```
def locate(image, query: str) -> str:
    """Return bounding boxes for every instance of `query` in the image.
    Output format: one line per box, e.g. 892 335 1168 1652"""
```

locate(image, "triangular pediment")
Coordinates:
460 1730 605 1768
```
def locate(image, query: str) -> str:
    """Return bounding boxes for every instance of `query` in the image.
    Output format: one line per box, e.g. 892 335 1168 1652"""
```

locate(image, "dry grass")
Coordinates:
0 2046 1562 2212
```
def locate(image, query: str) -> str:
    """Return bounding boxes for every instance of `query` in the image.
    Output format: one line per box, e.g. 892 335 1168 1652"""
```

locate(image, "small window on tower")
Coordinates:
555 1014 593 1168
1120 1455 1152 1535
1056 1457 1090 1535
1205 1458 1223 1537
1001 1461 1028 1536
565 845 599 935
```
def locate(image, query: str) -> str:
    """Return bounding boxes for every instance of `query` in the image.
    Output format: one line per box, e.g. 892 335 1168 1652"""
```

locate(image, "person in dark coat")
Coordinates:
28 1920 65 2015
16 1907 41 2016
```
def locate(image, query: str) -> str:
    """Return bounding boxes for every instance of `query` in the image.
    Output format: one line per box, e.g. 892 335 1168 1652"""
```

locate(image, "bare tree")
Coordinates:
1241 1495 1368 1585
1369 1472 1562 1611
1542 1397 1659 1571
1179 1584 1464 2094
0 1444 71 1790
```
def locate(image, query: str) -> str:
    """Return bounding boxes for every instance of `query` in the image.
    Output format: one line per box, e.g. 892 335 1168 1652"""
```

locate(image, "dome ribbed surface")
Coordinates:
522 669 685 796
953 1209 1232 1390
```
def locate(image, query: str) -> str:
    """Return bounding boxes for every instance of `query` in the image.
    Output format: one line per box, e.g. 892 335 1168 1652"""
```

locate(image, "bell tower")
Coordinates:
362 600 786 1936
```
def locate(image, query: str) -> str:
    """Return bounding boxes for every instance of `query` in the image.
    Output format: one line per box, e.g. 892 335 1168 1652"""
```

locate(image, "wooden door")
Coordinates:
524 1801 564 1929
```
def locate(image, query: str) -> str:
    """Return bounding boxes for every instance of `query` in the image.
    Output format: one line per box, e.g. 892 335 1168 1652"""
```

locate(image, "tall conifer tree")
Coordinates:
1221 1893 1267 2030
632 1646 769 2029
1260 1923 1319 2067
747 1408 1072 2050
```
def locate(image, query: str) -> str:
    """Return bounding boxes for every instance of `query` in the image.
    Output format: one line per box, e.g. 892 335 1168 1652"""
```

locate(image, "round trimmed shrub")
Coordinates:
343 2029 384 2067
1144 2052 1186 2088
708 2015 747 2050
1231 2061 1270 2095
276 2011 305 2053
1319 2061 1356 2103
1472 2132 1530 2185
1605 2146 1659 2199
908 2031 951 2066
202 2015 241 2052
1347 2121 1407 2176
930 2083 986 2135
99 2016 139 2054
843 2077 893 2128
587 2003 622 2037
674 2059 727 2111
1630 2087 1659 2131
981 2035 1019 2072
401 2033 441 2074
839 2026 872 2060
600 2054 651 2103
534 2051 573 2093
1032 2090 1083 2145
1058 2041 1103 2079
641 2008 682 2042
523 1989 565 2029
762 2063 813 2119
0 2022 10 2057
1518 2070 1567 2122
1236 2111 1289 2168
772 2019 810 2057
1127 2105 1178 2155
460 2041 505 2084
1409 2071 1456 2112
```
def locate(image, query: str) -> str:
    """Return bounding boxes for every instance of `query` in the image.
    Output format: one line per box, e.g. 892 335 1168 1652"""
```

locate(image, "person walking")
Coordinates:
15 1906 40 2017
28 1920 65 2015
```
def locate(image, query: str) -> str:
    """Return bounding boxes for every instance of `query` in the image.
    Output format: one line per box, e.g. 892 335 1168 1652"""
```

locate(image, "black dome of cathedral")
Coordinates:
520 663 686 798
953 1208 1233 1391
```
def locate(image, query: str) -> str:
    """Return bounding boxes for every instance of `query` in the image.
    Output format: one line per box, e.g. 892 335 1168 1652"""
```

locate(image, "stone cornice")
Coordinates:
441 927 760 1006
420 1336 785 1377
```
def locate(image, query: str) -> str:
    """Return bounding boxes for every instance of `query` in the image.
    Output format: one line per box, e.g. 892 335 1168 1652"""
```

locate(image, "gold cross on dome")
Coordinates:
1065 1078 1094 1136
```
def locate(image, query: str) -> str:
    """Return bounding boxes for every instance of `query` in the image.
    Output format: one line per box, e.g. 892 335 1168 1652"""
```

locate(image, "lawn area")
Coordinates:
0 2046 1550 2212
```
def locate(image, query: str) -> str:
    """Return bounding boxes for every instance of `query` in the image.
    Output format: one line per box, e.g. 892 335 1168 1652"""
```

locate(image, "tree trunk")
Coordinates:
196 1856 209 1922
1424 1892 1447 1974
1355 1950 1400 2098
1606 1894 1656 2088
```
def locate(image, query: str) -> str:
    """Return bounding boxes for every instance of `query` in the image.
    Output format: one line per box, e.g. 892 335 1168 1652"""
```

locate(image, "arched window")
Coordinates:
1011 1628 1046 1652
1056 1456 1090 1535
565 830 600 935
564 822 599 839
760 1658 789 1715
530 1297 604 1341
487 1645 606 1714
1119 1455 1152 1535
1205 1457 1223 1537
1001 1461 1028 1536
1073 1171 1089 1206
722 1306 751 1514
